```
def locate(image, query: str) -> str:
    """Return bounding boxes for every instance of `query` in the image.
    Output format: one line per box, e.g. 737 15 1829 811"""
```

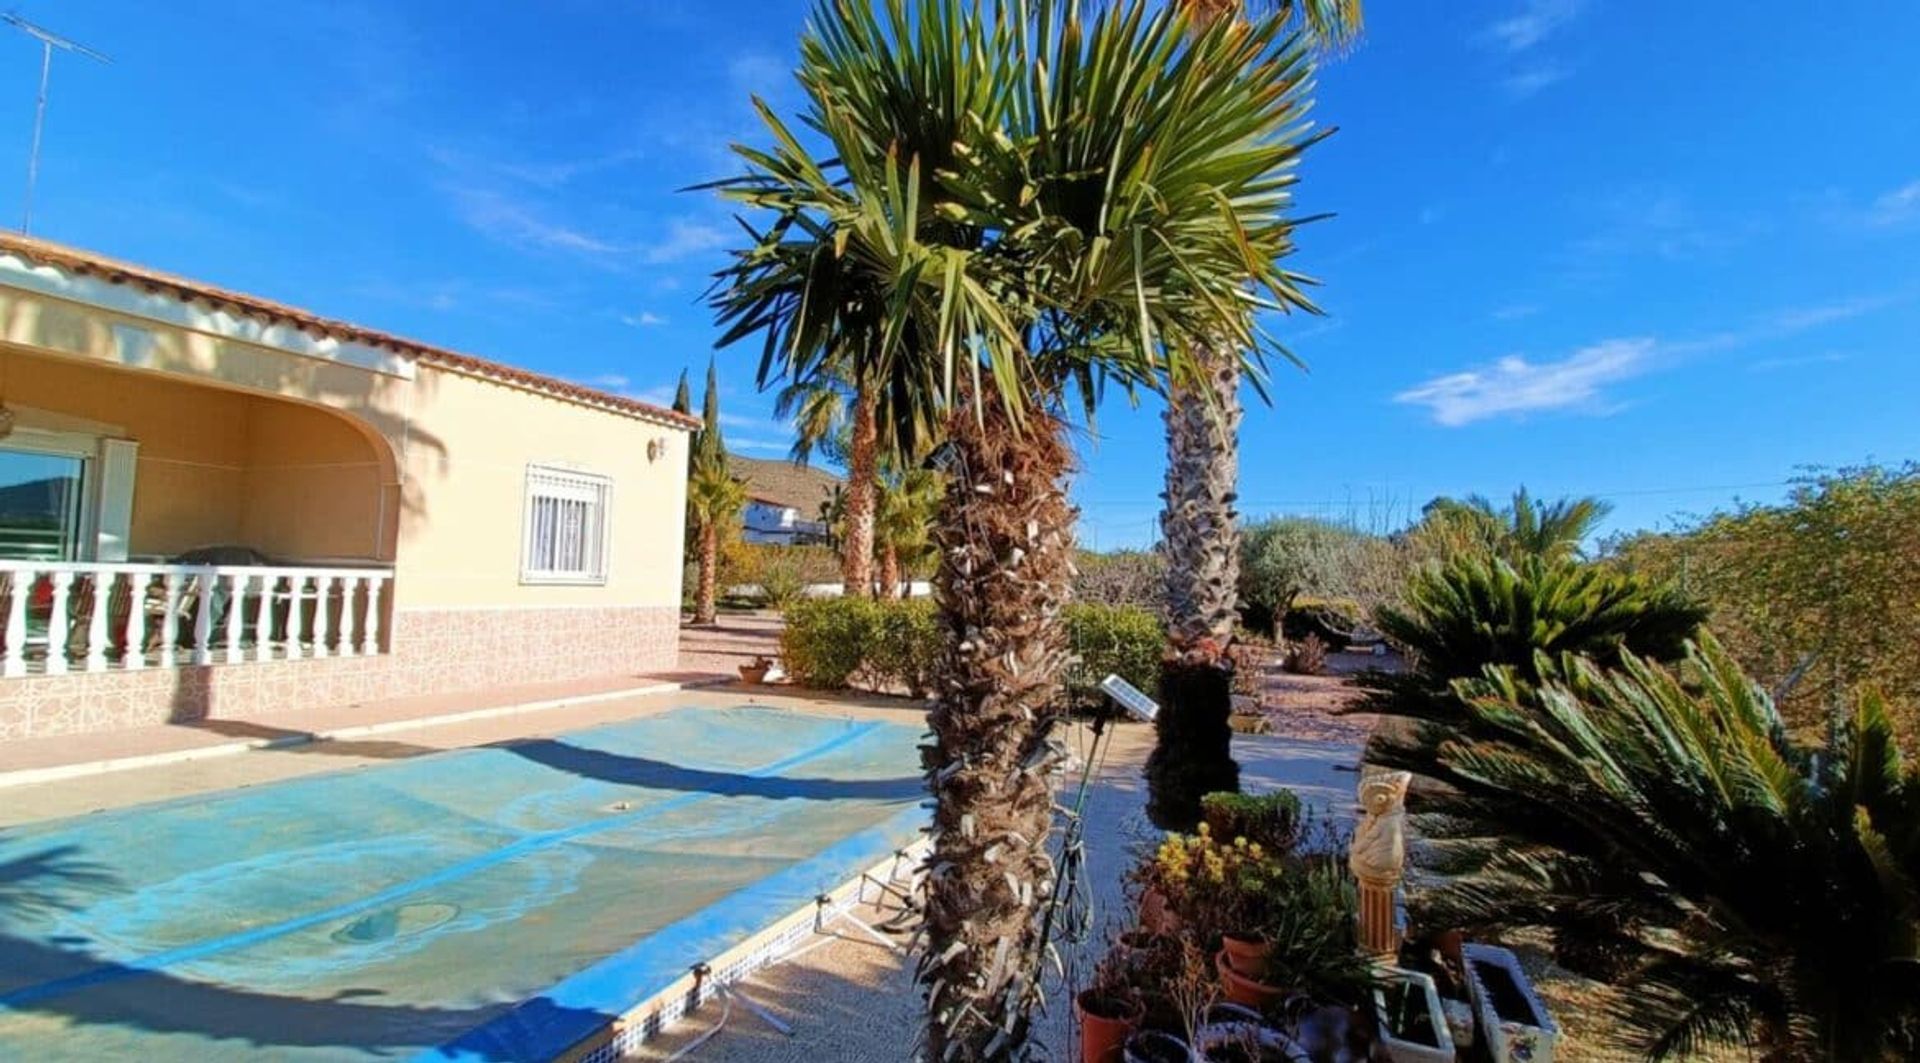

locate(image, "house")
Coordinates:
0 234 697 741
729 454 838 546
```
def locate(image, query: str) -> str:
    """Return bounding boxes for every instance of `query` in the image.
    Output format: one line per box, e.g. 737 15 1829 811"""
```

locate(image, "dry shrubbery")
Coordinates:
1608 463 1920 754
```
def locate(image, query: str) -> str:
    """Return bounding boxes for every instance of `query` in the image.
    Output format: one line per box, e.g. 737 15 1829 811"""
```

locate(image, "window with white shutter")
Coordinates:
521 464 611 584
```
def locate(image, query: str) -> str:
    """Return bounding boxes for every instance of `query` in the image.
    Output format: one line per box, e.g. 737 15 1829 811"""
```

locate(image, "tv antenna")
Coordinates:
4 12 110 234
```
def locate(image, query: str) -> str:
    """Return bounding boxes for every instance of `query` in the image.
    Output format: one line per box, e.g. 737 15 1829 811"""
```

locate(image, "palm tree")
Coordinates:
686 455 745 625
1148 0 1360 830
709 1 1318 1054
774 368 890 597
686 364 744 625
1417 487 1613 562
873 459 941 598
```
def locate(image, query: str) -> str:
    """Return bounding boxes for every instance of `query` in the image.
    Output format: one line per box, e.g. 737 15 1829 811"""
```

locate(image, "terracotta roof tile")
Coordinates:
0 232 700 431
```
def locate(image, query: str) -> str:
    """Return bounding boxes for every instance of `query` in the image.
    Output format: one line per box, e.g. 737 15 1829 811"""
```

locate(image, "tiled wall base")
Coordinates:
0 605 680 740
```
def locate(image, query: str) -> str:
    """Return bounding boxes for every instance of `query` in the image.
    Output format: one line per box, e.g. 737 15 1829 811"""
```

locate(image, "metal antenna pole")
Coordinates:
22 36 48 233
4 12 111 234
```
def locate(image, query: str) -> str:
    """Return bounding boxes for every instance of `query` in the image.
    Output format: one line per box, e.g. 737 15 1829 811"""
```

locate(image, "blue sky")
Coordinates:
4 1 1915 549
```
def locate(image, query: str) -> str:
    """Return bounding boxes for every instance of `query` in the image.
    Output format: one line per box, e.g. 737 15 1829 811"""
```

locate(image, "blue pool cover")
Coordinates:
0 706 928 1061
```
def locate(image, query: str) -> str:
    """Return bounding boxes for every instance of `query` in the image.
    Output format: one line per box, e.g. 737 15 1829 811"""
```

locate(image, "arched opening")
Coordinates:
0 346 400 565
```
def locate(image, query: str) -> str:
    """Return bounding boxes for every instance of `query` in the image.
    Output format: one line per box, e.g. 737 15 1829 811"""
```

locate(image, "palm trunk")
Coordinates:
841 385 879 598
918 394 1076 1061
1160 342 1243 646
694 522 719 625
879 543 901 600
1150 340 1244 830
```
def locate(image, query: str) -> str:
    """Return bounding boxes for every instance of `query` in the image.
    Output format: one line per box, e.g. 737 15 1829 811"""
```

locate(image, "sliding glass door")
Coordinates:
0 448 85 561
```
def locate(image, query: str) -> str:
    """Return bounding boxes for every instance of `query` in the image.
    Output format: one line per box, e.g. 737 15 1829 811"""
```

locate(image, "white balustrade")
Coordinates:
0 561 393 678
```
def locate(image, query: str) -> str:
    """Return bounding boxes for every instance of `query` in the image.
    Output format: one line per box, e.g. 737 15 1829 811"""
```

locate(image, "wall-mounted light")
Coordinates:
646 437 666 463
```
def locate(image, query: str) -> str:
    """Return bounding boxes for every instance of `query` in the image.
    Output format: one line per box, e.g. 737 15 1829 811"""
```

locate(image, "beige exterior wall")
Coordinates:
0 268 690 611
393 366 689 610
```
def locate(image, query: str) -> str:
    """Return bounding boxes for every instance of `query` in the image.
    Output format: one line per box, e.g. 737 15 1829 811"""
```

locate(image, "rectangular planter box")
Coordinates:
1463 943 1560 1063
1371 967 1456 1063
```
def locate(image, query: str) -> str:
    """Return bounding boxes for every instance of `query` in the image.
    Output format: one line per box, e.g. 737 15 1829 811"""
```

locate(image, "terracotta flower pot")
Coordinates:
1077 989 1143 1063
1215 947 1288 1011
738 663 771 684
1220 933 1272 980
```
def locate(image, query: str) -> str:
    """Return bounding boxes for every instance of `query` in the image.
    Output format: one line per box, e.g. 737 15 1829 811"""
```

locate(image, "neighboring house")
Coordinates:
0 233 697 741
729 454 839 546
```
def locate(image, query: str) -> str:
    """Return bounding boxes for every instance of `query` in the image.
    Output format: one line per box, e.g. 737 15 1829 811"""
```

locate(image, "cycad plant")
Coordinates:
1361 551 1706 757
1391 637 1920 1061
708 0 1318 1054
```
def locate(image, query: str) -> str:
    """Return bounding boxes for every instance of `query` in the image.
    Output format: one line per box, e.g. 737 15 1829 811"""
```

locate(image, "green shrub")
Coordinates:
758 554 808 611
868 598 942 697
1200 789 1302 852
779 598 1162 704
1065 603 1164 710
779 597 880 688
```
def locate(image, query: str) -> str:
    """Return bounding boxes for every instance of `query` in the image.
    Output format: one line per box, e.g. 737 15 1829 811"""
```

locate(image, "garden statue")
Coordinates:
1349 767 1412 958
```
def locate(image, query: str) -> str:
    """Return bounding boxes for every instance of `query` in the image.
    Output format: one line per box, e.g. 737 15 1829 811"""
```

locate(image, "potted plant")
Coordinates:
1077 953 1145 1063
1372 968 1455 1063
738 655 774 684
1462 943 1560 1063
1122 1029 1193 1063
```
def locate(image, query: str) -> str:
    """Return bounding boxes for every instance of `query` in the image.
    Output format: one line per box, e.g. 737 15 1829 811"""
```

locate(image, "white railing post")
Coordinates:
311 575 334 659
46 571 72 676
85 575 110 673
285 576 305 660
3 572 28 678
191 568 215 666
225 573 247 663
125 571 148 671
338 576 360 657
159 572 179 669
255 573 274 661
363 574 386 656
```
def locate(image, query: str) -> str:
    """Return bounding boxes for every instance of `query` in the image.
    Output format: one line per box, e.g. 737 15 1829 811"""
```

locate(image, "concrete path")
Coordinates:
633 722 1365 1062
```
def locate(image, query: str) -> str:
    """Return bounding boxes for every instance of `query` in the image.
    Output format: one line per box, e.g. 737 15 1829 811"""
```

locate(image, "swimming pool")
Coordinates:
0 705 927 1061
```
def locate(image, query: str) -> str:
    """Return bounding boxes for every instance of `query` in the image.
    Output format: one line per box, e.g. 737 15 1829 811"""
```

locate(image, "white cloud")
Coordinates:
1771 294 1898 331
587 373 632 389
1395 339 1655 427
1869 179 1920 226
447 187 622 256
619 311 668 327
642 218 732 265
1751 351 1850 373
1483 0 1586 53
728 52 790 97
1502 63 1571 98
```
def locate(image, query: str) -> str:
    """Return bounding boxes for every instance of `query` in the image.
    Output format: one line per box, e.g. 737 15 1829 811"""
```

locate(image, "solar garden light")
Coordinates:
1027 674 1161 994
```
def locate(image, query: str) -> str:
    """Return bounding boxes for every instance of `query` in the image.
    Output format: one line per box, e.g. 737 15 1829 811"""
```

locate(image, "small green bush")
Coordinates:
1201 789 1303 852
779 597 880 688
1065 603 1164 710
758 555 808 611
867 598 943 697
